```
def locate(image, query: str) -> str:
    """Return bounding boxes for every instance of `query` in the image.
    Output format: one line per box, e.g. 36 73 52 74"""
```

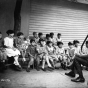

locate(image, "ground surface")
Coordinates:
0 68 88 88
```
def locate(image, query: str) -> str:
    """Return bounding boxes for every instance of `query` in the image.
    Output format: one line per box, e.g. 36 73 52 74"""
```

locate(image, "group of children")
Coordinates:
0 30 84 72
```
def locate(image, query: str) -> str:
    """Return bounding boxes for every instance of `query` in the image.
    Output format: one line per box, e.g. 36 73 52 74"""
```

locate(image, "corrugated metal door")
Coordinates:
29 0 88 47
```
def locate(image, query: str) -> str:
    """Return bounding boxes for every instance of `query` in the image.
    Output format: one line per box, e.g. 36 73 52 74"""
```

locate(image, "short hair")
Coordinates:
46 34 50 38
30 39 35 43
50 32 54 36
33 32 37 35
68 42 73 46
39 38 45 44
86 41 88 44
38 32 43 37
57 41 63 46
46 41 52 45
6 30 14 35
73 40 79 44
17 32 24 37
57 33 61 36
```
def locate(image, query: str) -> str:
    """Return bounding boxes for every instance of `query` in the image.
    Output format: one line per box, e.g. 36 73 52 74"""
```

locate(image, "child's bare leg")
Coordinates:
62 57 67 70
36 55 40 71
28 58 34 67
14 55 22 71
14 55 20 66
46 56 52 67
21 50 26 62
42 57 46 69
50 58 55 68
26 57 34 72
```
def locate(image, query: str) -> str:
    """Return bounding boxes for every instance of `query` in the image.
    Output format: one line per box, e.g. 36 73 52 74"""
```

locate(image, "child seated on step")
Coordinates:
45 34 51 42
56 42 68 70
56 33 62 43
36 39 53 71
26 39 37 72
32 32 39 44
73 40 81 55
15 32 26 62
67 42 75 66
38 32 44 40
46 41 58 68
49 32 56 45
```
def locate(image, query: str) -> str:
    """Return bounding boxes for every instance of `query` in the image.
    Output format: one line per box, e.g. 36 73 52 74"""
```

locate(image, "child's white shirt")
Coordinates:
4 37 14 48
56 38 62 42
74 46 81 55
56 47 65 54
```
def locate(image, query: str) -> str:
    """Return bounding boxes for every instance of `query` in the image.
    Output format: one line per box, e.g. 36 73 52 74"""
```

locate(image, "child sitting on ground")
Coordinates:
26 39 37 72
56 42 67 70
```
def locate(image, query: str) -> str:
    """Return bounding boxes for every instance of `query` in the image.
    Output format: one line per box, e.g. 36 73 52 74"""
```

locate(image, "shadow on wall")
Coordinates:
0 0 16 38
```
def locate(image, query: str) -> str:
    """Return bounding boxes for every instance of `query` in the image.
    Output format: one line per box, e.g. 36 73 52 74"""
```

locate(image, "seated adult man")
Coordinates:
65 41 88 83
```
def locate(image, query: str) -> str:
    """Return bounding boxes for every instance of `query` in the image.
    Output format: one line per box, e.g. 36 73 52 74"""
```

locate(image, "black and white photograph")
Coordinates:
0 0 88 88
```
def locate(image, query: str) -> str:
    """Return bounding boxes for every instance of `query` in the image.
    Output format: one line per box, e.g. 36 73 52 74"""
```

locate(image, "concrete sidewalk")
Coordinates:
0 68 88 88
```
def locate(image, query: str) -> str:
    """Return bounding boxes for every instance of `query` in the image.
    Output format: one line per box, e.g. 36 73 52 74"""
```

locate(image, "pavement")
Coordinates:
0 68 88 88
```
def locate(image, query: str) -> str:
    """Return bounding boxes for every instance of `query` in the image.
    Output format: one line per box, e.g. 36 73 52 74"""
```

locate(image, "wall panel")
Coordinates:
29 0 88 47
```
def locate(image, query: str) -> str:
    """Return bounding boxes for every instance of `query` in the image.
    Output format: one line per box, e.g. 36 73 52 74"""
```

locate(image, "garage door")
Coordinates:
29 0 88 47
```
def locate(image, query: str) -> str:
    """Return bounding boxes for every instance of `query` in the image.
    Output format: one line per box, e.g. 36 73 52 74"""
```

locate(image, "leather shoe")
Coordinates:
41 68 46 71
15 65 22 71
47 67 54 71
65 71 75 77
26 67 30 72
71 77 85 83
36 67 40 71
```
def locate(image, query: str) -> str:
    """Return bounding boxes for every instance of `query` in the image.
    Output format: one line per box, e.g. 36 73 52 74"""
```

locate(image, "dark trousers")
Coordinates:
71 55 88 78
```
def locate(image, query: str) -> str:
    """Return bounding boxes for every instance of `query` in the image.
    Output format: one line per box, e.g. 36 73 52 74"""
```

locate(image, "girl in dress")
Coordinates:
4 30 21 71
15 32 28 62
46 41 58 68
36 39 53 71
